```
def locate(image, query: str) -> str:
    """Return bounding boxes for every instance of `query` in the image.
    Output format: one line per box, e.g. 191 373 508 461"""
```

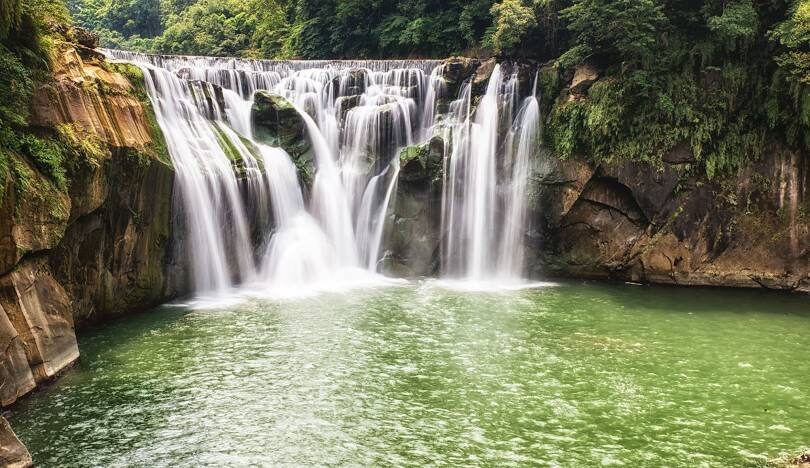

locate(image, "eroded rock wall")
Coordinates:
535 148 809 292
0 37 181 409
0 415 31 468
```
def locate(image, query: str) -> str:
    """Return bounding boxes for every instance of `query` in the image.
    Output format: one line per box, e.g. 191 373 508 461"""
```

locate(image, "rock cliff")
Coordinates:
0 35 181 415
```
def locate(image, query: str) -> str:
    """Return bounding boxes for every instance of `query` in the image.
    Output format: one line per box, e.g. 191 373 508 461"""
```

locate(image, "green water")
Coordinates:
6 281 810 467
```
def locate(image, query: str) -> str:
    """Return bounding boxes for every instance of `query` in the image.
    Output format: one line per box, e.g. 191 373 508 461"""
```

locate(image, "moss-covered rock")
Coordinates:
0 40 185 414
399 136 444 186
252 91 305 149
251 91 315 186
0 154 71 276
383 137 446 277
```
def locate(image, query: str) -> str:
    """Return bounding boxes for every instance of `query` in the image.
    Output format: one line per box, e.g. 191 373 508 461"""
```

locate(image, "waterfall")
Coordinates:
497 96 540 278
105 50 438 296
440 65 541 282
104 49 541 293
134 63 261 294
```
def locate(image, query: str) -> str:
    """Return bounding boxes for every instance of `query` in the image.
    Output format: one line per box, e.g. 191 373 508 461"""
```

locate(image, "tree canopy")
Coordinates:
3 0 807 179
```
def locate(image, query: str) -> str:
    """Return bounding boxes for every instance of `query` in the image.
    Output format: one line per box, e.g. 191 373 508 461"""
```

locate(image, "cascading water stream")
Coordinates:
135 63 261 294
497 96 540 278
440 65 542 283
105 49 541 293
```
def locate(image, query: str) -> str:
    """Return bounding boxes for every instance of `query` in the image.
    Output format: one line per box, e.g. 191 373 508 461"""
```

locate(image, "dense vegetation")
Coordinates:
0 0 73 200
541 0 810 178
2 0 808 181
64 0 808 178
0 0 121 206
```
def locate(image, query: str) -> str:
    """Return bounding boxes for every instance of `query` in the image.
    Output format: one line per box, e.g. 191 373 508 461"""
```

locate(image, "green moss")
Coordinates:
108 62 173 167
9 153 68 221
547 63 775 180
400 145 427 166
18 132 67 189
56 123 107 171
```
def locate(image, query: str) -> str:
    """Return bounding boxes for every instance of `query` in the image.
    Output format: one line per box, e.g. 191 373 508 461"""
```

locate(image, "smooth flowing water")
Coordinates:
108 51 446 295
106 51 542 292
8 282 809 467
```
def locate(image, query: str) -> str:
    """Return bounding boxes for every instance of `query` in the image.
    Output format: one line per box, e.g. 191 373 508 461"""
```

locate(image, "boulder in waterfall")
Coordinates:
0 416 32 468
344 102 413 167
399 136 445 186
336 95 362 125
331 68 368 96
472 58 498 95
441 57 480 86
388 137 445 277
440 57 480 106
252 91 314 184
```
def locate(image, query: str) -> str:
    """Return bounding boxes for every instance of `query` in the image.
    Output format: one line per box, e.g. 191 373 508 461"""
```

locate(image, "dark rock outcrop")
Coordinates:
251 91 315 185
384 137 445 277
331 68 367 96
535 148 809 292
71 27 99 50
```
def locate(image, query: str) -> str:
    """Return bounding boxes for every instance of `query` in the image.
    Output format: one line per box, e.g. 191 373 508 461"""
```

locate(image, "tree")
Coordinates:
560 0 668 67
487 0 537 54
771 0 810 84
154 0 258 56
103 0 163 38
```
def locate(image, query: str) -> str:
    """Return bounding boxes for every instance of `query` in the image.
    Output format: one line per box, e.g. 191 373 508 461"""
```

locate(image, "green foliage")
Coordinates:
0 44 33 127
0 0 22 40
706 0 758 46
771 0 810 84
153 0 258 56
0 0 72 199
542 0 808 179
18 133 68 189
486 0 538 54
561 0 667 67
69 0 499 58
57 123 106 170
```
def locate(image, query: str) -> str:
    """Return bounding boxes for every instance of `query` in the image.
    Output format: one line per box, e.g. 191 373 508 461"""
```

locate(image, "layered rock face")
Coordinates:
0 36 180 412
533 148 809 292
